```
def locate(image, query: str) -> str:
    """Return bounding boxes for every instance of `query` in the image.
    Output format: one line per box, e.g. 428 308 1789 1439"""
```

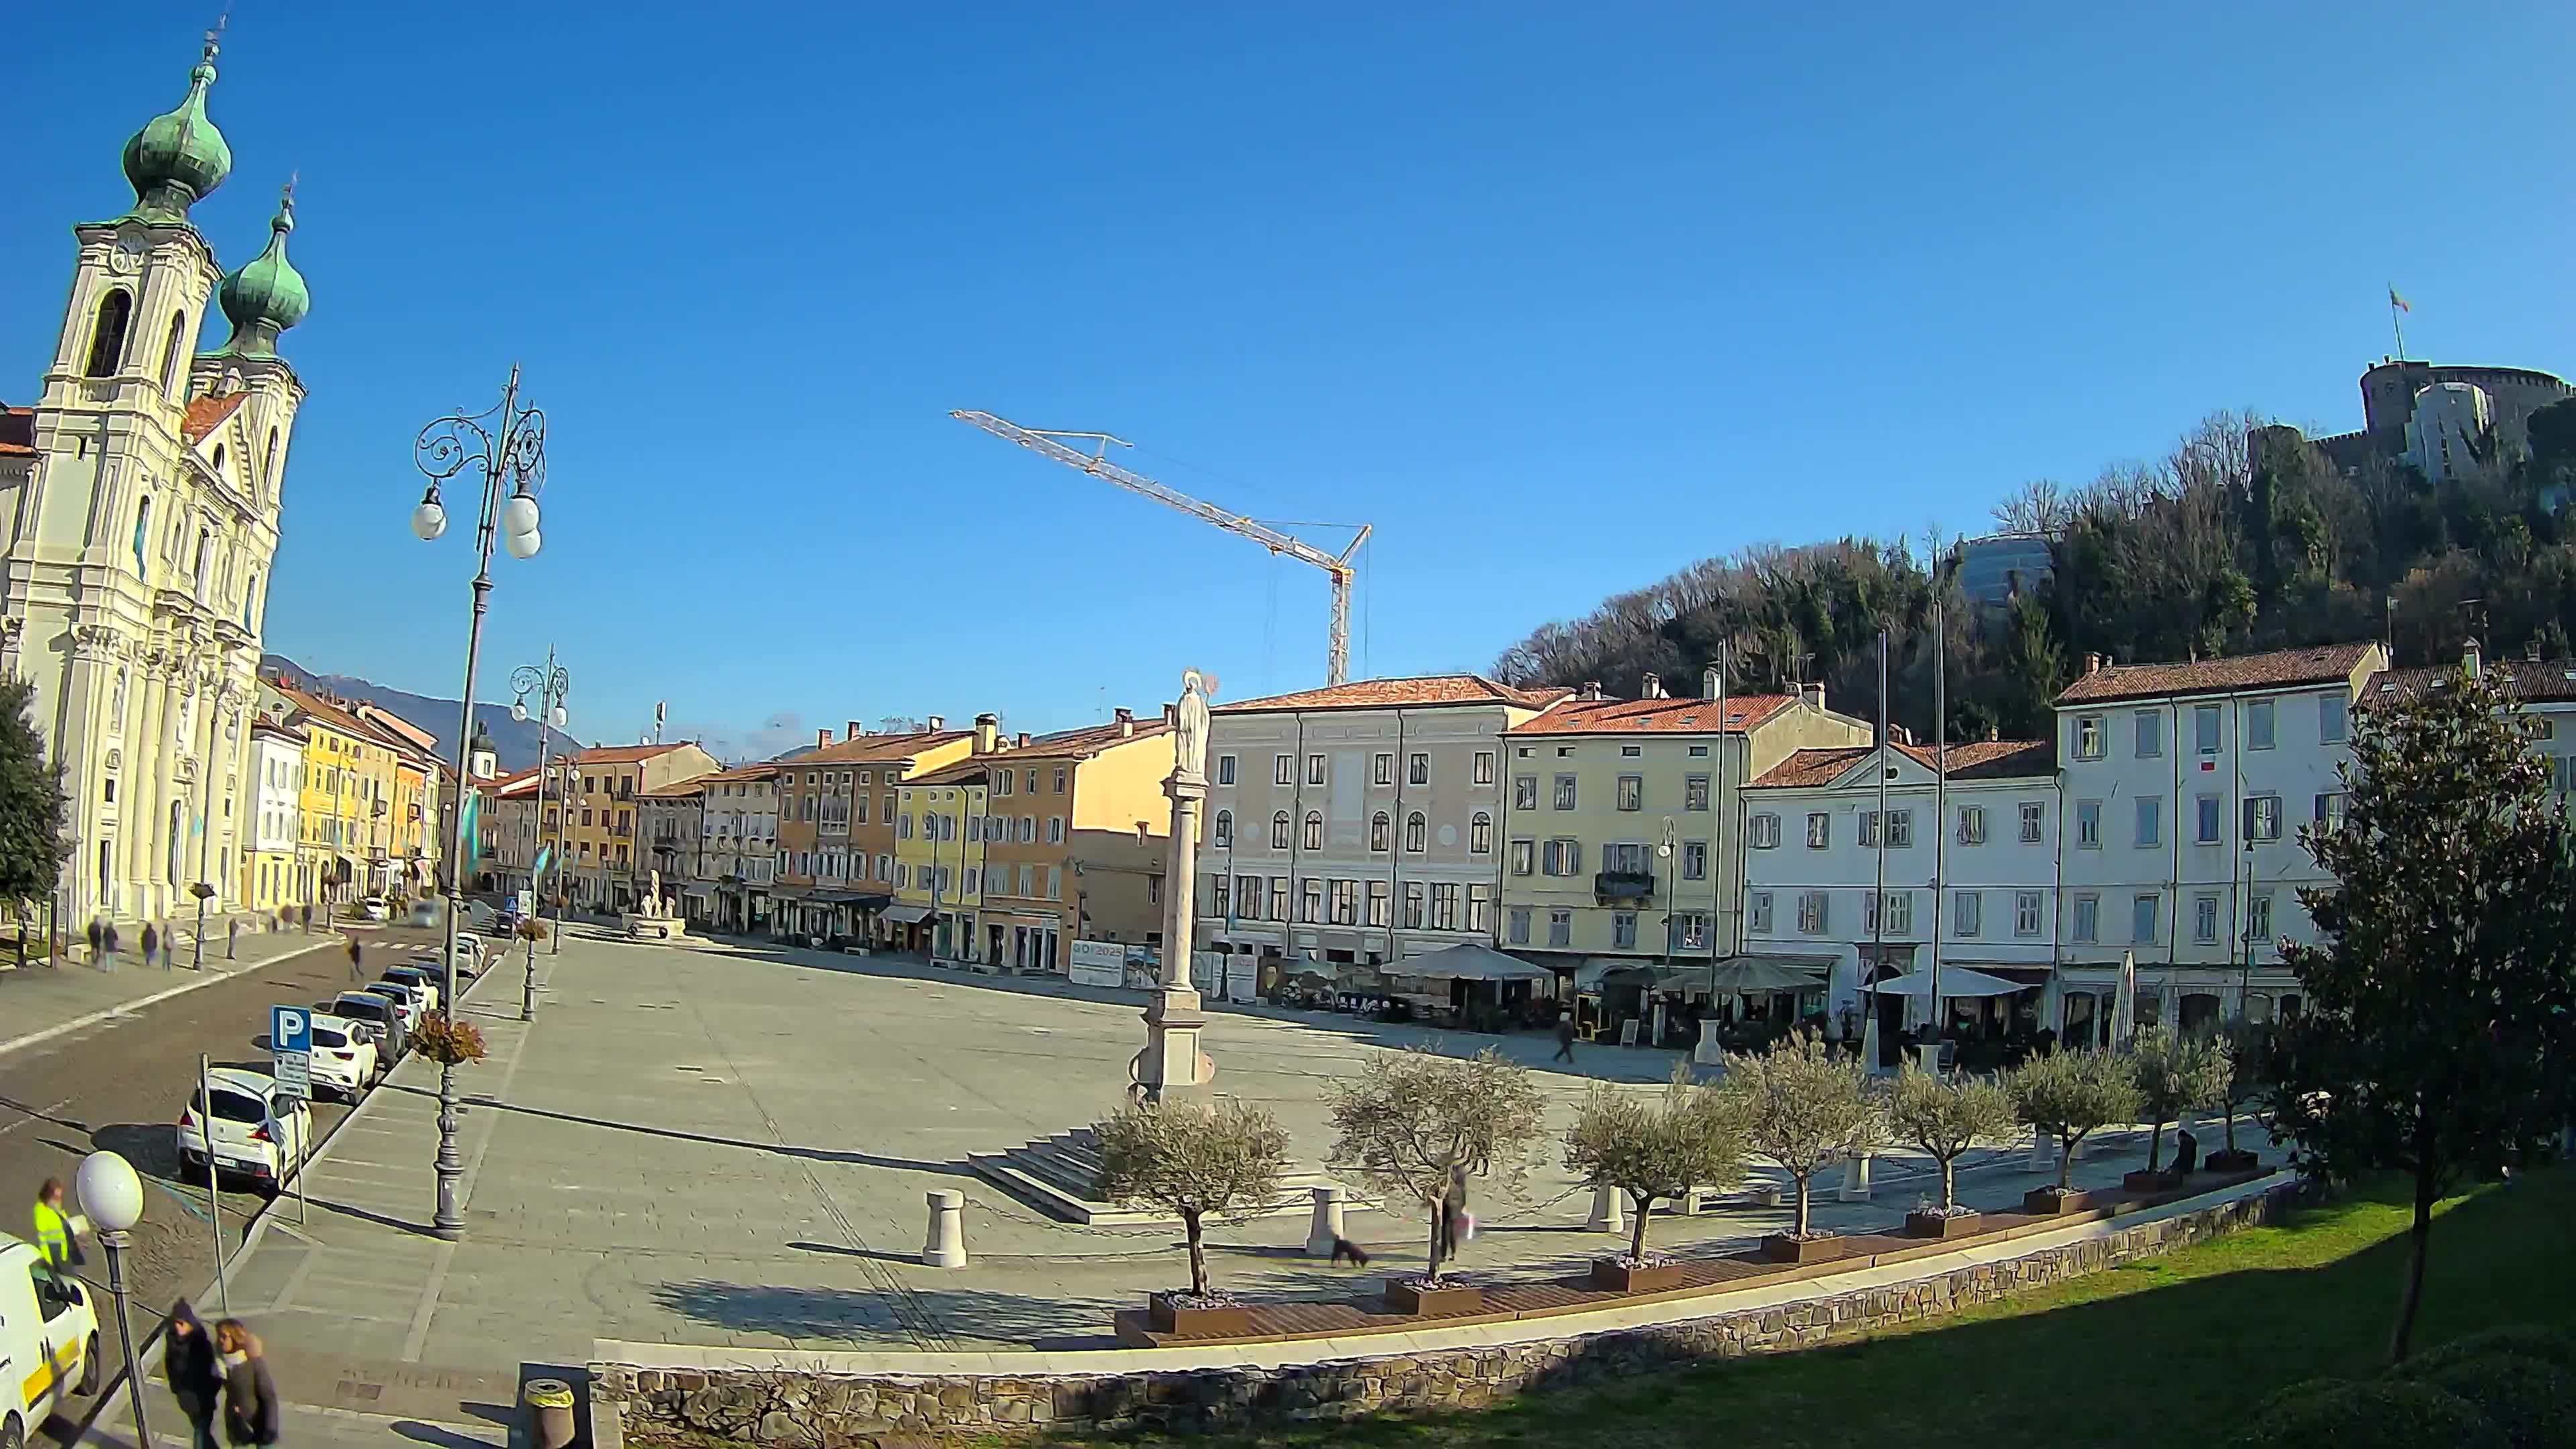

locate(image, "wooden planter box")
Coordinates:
1146 1293 1252 1337
1760 1233 1844 1265
1385 1279 1483 1316
1904 1210 1984 1240
2122 1169 2184 1193
2023 1187 2099 1216
1589 1258 1688 1293
2205 1149 2261 1173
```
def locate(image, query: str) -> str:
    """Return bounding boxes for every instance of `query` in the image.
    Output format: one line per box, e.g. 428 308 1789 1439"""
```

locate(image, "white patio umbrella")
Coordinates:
1866 965 2029 999
1705 957 1827 995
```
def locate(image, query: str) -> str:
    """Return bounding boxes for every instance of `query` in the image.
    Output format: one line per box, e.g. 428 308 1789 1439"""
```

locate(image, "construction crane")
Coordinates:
953 410 1373 686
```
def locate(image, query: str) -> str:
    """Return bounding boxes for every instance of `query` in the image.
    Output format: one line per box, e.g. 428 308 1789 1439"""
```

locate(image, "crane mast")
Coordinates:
953 410 1372 685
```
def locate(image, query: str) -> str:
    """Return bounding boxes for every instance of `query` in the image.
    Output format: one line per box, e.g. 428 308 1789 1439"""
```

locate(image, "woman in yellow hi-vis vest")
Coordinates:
32 1177 87 1268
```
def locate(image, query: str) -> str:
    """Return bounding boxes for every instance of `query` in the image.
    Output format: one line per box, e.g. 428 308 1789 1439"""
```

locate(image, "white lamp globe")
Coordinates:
502 493 540 537
511 699 528 723
411 498 448 541
549 704 568 728
76 1150 144 1232
504 528 541 560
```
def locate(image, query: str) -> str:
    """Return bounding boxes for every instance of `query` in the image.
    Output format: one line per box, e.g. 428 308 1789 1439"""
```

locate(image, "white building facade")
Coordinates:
700 763 778 932
2052 641 2387 1042
1195 676 1566 973
1741 738 2060 1037
244 716 303 908
0 37 309 925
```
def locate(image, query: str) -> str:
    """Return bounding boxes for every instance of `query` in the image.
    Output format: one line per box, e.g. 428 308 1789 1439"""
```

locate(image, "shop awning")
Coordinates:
1397 943 1553 982
881 904 934 924
1706 955 1832 995
1868 966 2029 999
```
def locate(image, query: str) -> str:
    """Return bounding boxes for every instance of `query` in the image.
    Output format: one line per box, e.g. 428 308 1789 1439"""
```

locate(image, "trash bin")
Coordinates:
524 1377 577 1449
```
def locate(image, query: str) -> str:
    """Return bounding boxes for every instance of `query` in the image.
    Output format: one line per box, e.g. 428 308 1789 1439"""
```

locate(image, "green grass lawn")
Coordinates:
1014 1169 2576 1449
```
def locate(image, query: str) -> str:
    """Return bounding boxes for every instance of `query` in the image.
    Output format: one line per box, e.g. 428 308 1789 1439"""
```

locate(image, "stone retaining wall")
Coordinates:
596 1181 2299 1444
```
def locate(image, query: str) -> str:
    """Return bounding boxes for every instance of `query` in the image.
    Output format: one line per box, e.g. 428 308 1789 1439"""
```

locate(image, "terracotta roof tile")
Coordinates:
2055 642 2381 705
1509 694 1797 736
699 763 782 783
1752 737 2055 788
0 406 32 459
2370 657 2576 705
180 393 246 447
1216 675 1570 714
787 730 971 766
563 742 707 765
999 718 1173 761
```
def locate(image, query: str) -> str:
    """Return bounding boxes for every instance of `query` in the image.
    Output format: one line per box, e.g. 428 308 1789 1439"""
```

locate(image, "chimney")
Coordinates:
2084 653 2102 675
2464 637 2483 680
847 720 862 741
1163 703 1178 727
816 729 830 749
1641 672 1664 699
1801 683 1825 712
1115 706 1135 737
1579 680 1603 702
973 712 1000 753
926 715 945 731
1703 664 1723 700
1016 732 1031 749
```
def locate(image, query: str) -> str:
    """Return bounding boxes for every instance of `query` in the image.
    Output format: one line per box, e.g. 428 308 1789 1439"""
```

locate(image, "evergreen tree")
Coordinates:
2269 663 2576 1363
0 677 70 911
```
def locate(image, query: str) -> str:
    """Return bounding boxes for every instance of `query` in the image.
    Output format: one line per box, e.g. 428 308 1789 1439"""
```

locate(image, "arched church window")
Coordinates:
262 429 279 496
193 527 210 584
211 444 225 474
244 570 259 631
85 290 132 378
159 311 186 394
131 496 152 575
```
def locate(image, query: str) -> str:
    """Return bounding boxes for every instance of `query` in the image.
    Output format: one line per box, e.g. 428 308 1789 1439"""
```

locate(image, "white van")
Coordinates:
0 1234 102 1442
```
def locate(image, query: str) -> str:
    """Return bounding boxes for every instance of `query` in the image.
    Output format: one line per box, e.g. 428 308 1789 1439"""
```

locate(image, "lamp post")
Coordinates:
76 1150 154 1449
511 652 569 1020
412 368 547 1240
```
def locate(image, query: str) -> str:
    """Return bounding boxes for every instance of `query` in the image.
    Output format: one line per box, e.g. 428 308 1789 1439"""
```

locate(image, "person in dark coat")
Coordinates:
142 922 162 970
165 1299 223 1449
347 936 362 982
215 1319 279 1446
1552 1012 1578 1064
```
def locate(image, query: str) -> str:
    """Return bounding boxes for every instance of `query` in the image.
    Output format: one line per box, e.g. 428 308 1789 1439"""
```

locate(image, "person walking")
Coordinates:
142 921 162 971
32 1179 85 1269
215 1320 280 1446
299 902 312 933
103 921 121 970
1552 1011 1578 1064
227 916 239 961
85 916 102 969
347 935 363 983
166 1299 223 1449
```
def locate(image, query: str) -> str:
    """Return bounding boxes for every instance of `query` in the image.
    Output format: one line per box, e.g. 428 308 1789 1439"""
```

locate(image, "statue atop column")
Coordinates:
1174 668 1211 786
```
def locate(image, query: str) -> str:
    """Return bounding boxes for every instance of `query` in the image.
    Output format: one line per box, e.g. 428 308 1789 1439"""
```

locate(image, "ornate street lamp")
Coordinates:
511 653 569 1018
413 368 546 1240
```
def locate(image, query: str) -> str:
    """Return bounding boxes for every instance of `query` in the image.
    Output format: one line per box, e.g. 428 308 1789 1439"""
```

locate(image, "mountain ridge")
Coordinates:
259 653 579 774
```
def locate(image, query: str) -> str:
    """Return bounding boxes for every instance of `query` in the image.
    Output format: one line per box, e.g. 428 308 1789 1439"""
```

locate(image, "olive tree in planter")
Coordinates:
1562 1064 1749 1290
2126 1023 2232 1187
2006 1046 2139 1213
1886 1065 2017 1237
1093 1095 1291 1335
2206 1016 2271 1172
1715 1029 1880 1263
1325 1046 1547 1314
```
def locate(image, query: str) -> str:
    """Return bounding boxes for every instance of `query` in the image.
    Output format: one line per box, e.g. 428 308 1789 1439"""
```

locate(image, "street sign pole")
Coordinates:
198 1053 228 1318
270 1006 313 1226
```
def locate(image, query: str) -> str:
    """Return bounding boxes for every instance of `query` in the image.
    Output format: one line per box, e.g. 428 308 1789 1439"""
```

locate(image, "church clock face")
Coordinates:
109 225 149 276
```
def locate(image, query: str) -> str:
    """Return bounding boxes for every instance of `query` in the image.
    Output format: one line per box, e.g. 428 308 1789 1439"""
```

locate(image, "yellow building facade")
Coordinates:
895 766 988 960
258 681 401 906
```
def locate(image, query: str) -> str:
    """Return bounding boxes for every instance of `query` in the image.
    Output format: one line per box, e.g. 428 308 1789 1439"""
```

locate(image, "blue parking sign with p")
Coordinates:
273 1005 311 1057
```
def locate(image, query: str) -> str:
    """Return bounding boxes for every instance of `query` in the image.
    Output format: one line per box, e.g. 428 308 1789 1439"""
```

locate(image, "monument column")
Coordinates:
1132 670 1214 1102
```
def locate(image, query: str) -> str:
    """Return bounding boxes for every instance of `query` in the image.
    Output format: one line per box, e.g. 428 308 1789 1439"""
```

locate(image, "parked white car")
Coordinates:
358 981 426 1031
176 1068 313 1193
305 1014 380 1099
0 1234 101 1440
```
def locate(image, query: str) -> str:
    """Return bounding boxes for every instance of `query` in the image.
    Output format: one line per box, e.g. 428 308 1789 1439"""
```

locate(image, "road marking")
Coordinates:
0 1095 73 1138
0 938 343 1060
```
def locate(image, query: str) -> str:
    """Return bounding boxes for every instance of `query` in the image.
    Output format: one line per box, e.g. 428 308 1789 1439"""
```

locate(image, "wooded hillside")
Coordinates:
1492 400 2576 745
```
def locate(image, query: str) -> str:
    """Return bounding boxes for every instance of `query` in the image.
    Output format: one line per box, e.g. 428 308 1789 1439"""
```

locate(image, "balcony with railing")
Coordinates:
1593 870 1656 904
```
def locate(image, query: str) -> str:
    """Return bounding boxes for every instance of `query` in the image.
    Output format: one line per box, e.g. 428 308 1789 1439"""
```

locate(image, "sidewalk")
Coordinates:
0 920 350 1059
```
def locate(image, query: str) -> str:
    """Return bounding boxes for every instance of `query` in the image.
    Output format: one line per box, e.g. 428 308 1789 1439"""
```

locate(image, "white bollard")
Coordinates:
922 1189 967 1269
1588 1184 1626 1234
1838 1151 1873 1202
1303 1185 1348 1258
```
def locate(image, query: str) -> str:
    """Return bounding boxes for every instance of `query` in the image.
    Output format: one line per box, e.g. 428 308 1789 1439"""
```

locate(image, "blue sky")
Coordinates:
9 4 2570 760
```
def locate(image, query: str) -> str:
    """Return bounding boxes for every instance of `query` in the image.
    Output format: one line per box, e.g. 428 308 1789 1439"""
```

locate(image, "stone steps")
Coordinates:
970 1128 1366 1228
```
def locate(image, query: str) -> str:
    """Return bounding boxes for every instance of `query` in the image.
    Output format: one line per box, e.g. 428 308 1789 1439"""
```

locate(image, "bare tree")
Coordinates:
1094 1096 1291 1300
1324 1048 1548 1283
1561 1065 1750 1263
2006 1048 2142 1191
1886 1065 2017 1212
1714 1030 1880 1237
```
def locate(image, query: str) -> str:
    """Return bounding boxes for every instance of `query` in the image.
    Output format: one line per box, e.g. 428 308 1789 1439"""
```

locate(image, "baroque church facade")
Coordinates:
0 33 311 924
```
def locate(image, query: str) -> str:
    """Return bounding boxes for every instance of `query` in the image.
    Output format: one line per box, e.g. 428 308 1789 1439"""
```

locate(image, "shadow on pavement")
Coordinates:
375 1082 973 1177
650 1277 1129 1352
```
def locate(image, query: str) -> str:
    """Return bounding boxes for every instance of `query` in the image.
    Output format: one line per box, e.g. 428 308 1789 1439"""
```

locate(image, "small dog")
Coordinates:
1329 1236 1371 1267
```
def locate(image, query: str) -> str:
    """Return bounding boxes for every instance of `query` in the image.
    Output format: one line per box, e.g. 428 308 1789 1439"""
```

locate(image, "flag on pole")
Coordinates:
2389 286 2411 313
